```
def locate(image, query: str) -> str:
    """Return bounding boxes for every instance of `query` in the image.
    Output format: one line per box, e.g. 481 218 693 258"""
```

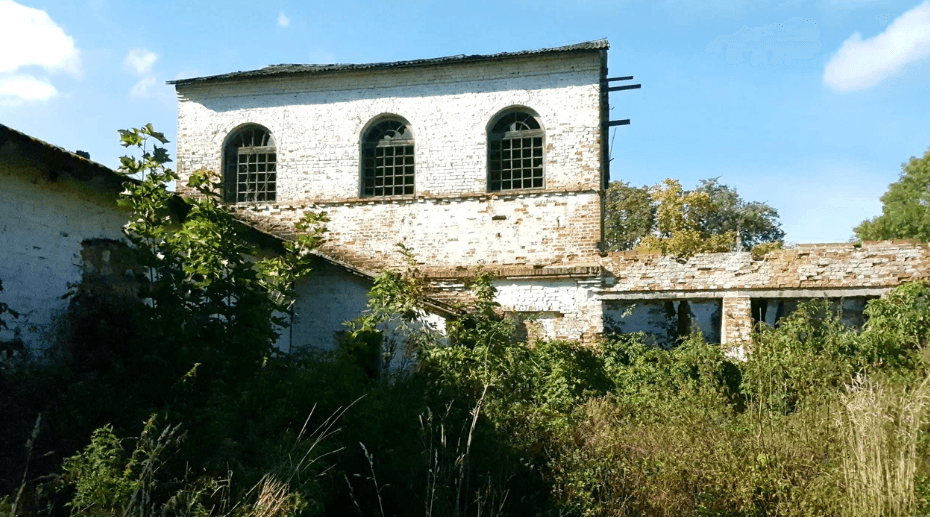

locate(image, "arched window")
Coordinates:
362 118 414 197
223 125 276 203
488 110 544 191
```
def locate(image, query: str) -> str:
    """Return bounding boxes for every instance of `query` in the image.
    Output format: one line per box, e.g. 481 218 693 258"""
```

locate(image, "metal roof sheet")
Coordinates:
168 39 608 87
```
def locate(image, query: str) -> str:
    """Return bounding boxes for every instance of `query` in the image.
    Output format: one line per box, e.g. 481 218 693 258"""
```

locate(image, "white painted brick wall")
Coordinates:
284 258 447 365
173 51 608 344
495 277 603 341
0 164 128 352
176 54 603 199
285 258 374 351
174 52 606 270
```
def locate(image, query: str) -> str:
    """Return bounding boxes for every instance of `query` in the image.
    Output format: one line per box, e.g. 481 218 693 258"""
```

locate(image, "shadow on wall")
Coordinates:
603 300 721 348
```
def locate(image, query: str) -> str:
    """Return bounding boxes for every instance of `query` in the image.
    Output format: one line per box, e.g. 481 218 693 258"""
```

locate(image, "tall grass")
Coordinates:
841 373 930 517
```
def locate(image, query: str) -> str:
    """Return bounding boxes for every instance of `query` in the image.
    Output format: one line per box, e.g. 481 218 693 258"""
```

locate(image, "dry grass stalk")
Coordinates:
841 373 930 517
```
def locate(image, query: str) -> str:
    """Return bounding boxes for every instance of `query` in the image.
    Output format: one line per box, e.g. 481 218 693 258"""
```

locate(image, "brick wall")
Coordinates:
599 242 930 295
285 257 375 351
0 159 128 352
231 191 602 270
598 242 930 344
174 52 605 271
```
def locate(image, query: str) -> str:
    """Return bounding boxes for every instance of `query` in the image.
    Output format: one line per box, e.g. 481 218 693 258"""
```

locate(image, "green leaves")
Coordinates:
638 179 737 258
604 178 784 258
604 181 655 251
118 124 167 148
855 148 930 242
116 124 327 381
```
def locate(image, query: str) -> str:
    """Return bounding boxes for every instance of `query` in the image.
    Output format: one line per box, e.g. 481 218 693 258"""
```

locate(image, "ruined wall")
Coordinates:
598 242 930 344
493 277 604 342
599 242 930 296
0 156 128 353
175 52 605 270
423 265 604 342
721 296 752 345
603 300 721 347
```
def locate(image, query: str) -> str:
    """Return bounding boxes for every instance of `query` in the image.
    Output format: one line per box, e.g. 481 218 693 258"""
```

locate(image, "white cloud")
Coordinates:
277 11 290 28
0 0 81 76
0 73 57 105
124 48 158 76
129 77 157 98
122 49 160 98
705 18 822 65
0 1 80 103
824 1 930 91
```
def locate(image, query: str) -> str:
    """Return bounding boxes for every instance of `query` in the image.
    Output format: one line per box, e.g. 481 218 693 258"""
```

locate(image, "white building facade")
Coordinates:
171 41 613 344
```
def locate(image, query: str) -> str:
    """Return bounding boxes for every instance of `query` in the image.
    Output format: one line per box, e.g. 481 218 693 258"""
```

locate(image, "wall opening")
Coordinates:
603 299 722 347
750 297 876 329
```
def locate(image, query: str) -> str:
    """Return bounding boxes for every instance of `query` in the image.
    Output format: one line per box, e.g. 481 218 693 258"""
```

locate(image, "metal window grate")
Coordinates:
362 120 415 197
236 149 276 202
489 112 544 192
225 125 276 203
363 145 415 197
489 136 543 191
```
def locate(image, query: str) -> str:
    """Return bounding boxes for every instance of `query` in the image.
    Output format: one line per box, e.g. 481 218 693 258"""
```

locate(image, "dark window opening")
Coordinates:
489 111 544 192
362 119 414 197
603 299 722 347
751 297 875 329
224 125 276 203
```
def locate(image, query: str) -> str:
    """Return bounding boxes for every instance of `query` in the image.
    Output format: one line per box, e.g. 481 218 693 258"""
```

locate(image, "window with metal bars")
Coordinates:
361 119 415 197
488 111 544 192
223 125 276 203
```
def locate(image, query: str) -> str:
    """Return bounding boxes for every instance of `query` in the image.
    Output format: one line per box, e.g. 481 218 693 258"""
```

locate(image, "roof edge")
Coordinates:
0 123 127 188
168 39 608 87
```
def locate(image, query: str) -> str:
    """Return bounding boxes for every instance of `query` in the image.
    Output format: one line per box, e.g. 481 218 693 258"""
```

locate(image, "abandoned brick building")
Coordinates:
3 41 930 355
166 39 930 348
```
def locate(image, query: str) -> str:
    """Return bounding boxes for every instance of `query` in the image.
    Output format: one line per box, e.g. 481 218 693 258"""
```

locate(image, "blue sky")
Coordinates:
2 0 929 244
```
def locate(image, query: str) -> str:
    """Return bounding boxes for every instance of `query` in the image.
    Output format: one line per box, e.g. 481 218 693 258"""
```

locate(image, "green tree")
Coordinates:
116 124 327 380
695 177 785 249
855 148 930 242
603 181 655 251
638 179 737 257
603 178 784 257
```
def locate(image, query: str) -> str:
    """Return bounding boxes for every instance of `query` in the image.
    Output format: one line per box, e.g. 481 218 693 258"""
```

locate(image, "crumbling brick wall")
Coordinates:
598 242 930 344
600 242 929 293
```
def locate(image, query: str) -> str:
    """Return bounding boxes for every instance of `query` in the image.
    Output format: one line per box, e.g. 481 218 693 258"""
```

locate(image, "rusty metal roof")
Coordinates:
168 39 608 87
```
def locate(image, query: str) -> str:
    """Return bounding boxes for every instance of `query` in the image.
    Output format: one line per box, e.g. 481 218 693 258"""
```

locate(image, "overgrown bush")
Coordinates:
5 126 930 517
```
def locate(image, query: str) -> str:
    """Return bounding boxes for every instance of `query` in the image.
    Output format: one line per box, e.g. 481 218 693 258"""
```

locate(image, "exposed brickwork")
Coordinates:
721 295 752 344
168 45 930 347
230 190 603 270
421 276 604 342
599 242 930 295
494 277 604 342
